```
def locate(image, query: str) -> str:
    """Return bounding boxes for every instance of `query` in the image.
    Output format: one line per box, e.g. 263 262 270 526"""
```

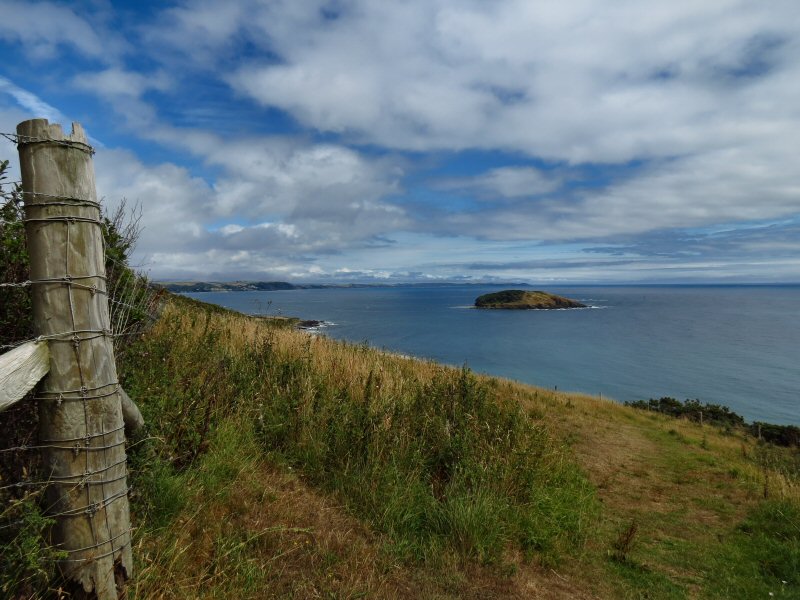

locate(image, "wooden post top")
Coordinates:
16 118 89 144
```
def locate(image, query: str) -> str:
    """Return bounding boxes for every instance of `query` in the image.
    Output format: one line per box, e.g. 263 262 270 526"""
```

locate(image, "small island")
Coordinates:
474 289 586 310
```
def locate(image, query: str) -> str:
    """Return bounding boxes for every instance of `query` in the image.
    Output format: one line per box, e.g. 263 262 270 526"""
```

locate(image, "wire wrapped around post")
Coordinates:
16 118 132 599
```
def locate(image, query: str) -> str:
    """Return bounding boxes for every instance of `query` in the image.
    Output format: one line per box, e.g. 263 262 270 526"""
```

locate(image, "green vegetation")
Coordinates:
625 397 746 428
474 289 586 309
627 397 800 448
121 296 598 597
0 497 67 598
0 159 31 342
752 422 800 448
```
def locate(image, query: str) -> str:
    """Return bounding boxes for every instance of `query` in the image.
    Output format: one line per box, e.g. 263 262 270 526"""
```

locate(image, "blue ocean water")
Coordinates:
186 285 800 425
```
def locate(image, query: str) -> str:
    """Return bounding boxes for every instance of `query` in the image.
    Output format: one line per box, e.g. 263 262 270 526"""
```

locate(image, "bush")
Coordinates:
625 397 745 428
626 396 800 449
0 159 31 344
750 422 800 448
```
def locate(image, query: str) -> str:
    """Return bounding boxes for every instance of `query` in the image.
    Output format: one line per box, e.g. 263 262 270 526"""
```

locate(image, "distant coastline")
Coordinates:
157 280 533 293
159 280 800 294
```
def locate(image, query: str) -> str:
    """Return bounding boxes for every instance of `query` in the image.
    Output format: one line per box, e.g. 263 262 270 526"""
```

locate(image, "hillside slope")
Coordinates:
119 295 799 599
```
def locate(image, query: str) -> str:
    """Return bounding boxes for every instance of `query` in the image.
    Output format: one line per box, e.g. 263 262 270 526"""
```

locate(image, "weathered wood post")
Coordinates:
17 119 132 598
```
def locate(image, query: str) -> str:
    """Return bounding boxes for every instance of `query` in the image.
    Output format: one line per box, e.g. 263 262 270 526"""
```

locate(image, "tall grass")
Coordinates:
122 296 597 569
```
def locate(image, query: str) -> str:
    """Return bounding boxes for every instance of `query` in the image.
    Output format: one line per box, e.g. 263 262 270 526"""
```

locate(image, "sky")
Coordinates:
1 0 799 284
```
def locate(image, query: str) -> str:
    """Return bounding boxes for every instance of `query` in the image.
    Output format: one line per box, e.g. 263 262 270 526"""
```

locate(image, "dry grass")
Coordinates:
131 423 415 599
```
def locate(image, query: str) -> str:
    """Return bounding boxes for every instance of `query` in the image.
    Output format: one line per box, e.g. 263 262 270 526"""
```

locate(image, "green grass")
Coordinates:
713 499 800 596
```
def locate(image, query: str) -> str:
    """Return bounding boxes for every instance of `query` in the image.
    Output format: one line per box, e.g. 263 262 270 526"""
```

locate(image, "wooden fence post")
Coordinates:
17 119 132 599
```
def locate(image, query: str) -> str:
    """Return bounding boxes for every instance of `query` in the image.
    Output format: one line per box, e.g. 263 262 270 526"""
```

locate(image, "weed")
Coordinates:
0 496 67 598
610 520 639 563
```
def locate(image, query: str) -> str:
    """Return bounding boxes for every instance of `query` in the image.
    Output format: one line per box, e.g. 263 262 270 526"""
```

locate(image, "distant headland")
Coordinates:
474 289 586 309
157 281 532 293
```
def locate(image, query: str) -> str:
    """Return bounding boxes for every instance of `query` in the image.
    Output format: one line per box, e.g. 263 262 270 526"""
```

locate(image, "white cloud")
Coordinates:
4 0 800 282
73 68 172 98
142 0 247 65
203 137 407 243
0 76 68 124
94 148 215 257
221 0 800 161
92 137 407 278
447 142 800 242
0 0 119 61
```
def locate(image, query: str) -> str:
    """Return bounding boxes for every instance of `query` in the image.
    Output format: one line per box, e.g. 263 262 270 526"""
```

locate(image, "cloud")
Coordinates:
142 0 248 66
149 0 800 262
438 166 562 199
221 0 800 162
415 140 800 244
72 68 172 98
0 1 118 61
585 220 800 259
3 0 800 283
92 136 407 278
207 138 404 224
78 2 800 224
0 76 68 124
94 148 215 257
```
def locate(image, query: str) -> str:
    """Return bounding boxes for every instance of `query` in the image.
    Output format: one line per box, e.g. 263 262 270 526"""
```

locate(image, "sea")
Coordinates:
185 285 799 425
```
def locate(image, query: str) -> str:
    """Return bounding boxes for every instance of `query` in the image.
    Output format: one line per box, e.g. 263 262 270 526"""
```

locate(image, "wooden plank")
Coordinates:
0 340 50 411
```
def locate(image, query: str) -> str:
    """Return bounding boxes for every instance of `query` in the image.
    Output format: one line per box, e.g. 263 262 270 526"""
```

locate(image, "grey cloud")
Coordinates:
459 258 641 271
415 143 800 243
584 221 800 260
203 138 408 238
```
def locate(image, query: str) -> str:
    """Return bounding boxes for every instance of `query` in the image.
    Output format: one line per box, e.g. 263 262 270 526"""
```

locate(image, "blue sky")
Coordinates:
1 0 799 283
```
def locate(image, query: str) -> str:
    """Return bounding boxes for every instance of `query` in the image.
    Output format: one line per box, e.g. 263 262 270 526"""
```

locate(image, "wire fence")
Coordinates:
0 137 161 569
